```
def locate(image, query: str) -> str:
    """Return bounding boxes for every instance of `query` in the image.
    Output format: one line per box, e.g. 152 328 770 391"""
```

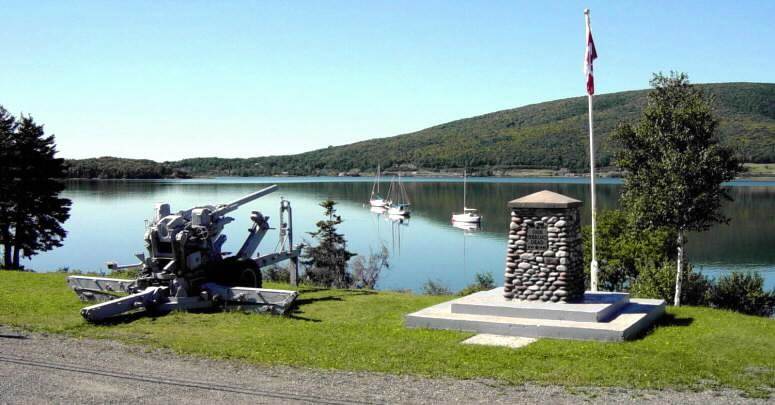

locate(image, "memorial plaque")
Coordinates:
525 225 548 251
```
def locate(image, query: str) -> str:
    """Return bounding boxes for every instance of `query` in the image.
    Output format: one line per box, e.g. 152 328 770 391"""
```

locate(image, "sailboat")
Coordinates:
451 169 481 223
452 220 480 232
386 173 411 216
369 165 390 207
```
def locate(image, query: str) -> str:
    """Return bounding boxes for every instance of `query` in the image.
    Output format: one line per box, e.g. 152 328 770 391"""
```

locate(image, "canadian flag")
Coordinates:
584 10 597 95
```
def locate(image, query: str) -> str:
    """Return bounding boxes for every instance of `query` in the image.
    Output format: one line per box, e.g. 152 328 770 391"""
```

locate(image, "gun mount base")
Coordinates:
70 276 298 322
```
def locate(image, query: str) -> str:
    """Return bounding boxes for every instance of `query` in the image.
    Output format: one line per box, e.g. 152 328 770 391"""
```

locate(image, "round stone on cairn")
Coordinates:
503 190 584 303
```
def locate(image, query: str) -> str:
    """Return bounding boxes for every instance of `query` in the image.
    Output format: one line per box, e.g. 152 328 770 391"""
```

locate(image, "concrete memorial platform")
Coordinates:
406 288 665 342
451 287 630 322
405 190 665 342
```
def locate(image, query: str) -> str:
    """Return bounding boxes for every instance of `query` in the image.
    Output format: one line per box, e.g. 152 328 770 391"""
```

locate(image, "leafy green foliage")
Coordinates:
422 279 452 295
302 200 356 288
709 272 775 317
458 272 496 296
262 265 291 283
613 73 743 306
65 83 775 178
583 210 772 317
629 262 712 306
582 210 677 291
0 108 71 269
614 73 742 233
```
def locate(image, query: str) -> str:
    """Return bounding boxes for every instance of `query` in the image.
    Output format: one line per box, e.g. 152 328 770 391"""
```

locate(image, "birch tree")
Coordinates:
613 72 740 306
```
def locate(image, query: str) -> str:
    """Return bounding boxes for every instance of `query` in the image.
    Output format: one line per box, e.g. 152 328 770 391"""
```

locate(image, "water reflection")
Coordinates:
29 178 775 291
385 214 409 256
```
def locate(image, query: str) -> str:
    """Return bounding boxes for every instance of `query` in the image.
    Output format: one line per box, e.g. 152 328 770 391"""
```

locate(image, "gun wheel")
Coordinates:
237 264 262 288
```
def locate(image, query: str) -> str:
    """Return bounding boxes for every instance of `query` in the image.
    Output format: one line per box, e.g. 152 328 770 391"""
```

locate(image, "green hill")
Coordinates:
68 82 775 178
66 157 190 179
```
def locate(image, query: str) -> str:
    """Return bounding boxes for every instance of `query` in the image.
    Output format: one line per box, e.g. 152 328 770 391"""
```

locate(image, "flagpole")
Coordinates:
585 9 599 292
588 90 599 292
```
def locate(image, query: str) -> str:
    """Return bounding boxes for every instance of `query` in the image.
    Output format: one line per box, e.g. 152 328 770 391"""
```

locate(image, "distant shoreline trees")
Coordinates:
65 157 190 179
0 106 71 269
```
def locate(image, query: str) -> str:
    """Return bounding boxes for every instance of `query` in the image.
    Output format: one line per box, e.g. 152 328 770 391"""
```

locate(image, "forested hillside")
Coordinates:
66 83 775 178
66 157 189 179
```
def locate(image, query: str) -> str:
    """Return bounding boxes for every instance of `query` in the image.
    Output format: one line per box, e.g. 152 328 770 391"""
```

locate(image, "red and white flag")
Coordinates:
584 10 598 95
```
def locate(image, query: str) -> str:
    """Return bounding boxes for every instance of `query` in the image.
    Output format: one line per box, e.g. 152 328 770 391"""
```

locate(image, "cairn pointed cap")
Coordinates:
508 190 582 209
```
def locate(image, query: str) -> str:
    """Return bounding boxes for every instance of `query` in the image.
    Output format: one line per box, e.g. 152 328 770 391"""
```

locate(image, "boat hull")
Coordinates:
452 213 481 223
370 199 389 207
388 207 411 216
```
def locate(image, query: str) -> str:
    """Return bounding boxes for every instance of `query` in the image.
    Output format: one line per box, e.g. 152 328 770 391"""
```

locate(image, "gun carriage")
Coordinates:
67 185 301 322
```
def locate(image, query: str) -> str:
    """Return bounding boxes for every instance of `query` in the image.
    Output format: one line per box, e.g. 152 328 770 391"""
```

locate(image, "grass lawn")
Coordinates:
1 271 773 397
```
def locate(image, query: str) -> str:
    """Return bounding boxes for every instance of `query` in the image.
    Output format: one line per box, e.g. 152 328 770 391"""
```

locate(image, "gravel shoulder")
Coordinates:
0 326 765 404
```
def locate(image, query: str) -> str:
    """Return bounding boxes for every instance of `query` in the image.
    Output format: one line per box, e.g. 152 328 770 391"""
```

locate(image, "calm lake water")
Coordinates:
26 177 775 291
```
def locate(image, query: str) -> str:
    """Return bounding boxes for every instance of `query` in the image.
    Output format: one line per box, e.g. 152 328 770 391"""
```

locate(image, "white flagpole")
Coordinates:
588 89 599 291
585 9 599 292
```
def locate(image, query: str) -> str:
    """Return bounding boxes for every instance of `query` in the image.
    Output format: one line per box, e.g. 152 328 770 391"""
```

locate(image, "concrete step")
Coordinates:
451 288 630 322
406 294 665 342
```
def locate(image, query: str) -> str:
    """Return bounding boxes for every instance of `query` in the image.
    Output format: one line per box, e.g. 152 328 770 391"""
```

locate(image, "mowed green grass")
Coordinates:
1 272 773 396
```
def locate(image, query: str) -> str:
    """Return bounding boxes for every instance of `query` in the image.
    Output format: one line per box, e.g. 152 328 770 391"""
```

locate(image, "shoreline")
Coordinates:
61 172 775 182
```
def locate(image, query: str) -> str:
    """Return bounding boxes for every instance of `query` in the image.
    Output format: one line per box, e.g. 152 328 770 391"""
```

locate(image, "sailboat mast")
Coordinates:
463 169 467 209
371 164 382 200
399 172 404 204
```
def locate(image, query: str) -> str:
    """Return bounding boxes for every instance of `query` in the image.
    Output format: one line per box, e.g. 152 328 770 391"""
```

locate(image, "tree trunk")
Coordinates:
2 243 10 269
12 245 20 269
674 231 685 306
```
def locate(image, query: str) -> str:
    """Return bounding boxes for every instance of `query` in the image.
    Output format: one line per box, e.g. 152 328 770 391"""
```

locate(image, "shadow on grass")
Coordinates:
285 288 378 323
293 295 344 306
298 287 378 296
283 293 345 323
87 289 377 325
633 312 694 340
657 313 694 327
286 313 322 323
294 289 376 306
91 309 164 326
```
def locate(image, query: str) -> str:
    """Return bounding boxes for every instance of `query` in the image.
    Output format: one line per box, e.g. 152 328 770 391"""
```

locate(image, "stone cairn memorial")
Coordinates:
504 190 585 302
406 189 666 341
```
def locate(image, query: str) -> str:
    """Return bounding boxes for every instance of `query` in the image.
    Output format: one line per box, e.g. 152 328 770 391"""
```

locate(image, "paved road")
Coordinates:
0 327 766 404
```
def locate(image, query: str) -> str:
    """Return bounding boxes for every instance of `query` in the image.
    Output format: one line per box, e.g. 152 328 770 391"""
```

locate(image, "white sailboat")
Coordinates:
370 206 387 215
451 169 481 223
452 220 480 232
386 173 411 216
369 165 390 207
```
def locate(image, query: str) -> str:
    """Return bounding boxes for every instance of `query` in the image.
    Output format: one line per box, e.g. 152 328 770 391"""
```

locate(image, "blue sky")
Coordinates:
1 1 773 161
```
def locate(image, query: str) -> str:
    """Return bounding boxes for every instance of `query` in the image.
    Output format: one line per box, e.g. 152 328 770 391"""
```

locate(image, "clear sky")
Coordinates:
1 1 773 161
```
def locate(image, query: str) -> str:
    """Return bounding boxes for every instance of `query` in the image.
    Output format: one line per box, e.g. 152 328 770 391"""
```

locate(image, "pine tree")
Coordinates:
0 110 71 269
302 199 355 288
0 107 17 267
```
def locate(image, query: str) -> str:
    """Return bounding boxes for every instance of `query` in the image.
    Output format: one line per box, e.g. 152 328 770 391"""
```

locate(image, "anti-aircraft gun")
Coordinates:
67 185 302 322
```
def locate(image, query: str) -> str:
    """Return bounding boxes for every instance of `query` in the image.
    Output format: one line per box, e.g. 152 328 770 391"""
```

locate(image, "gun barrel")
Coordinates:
214 185 278 216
